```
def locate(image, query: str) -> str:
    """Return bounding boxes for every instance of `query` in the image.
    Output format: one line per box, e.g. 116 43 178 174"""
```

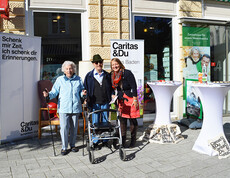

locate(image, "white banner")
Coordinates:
110 39 144 88
110 39 144 124
0 33 41 143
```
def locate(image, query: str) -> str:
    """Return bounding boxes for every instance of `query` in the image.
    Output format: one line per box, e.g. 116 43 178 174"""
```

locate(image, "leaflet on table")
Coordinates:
147 81 181 85
191 81 230 87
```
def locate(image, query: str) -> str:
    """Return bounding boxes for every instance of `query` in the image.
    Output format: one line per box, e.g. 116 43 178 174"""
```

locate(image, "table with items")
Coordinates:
139 81 184 144
191 81 230 159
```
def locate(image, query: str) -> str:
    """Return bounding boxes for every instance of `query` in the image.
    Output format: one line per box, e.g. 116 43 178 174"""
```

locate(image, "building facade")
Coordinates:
1 0 230 121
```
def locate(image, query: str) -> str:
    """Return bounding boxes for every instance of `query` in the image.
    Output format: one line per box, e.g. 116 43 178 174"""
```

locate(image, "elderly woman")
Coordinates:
43 61 87 156
184 47 202 79
111 58 140 148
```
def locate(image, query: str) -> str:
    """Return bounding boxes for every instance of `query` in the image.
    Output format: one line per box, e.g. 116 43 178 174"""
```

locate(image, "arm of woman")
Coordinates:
48 78 61 100
79 77 86 97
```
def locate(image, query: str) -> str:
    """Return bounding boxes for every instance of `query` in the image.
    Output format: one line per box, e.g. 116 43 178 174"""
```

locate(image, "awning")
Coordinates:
0 0 9 20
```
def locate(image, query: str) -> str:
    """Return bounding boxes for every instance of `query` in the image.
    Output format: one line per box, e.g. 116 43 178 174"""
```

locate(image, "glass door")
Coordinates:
134 16 173 114
209 25 230 115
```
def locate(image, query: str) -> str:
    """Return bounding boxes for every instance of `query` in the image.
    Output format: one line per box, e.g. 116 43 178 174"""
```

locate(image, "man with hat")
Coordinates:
84 54 113 129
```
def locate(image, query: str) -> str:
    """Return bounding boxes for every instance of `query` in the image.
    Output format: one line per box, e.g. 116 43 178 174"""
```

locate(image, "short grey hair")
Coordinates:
62 61 76 73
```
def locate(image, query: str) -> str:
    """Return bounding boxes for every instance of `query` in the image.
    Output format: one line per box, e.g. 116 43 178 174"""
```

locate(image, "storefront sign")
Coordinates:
0 33 41 143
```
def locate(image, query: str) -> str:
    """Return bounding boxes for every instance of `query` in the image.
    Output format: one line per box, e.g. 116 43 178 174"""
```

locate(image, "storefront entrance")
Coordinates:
134 16 173 114
34 12 82 83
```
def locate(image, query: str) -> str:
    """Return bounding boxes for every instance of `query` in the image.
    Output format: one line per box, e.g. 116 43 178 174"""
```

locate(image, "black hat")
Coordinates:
92 54 103 63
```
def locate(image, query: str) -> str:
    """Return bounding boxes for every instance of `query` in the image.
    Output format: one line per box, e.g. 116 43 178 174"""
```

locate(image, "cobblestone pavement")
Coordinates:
1 118 230 178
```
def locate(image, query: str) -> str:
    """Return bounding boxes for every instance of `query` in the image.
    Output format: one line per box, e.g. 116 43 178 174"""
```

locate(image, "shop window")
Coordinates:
134 16 173 114
34 12 82 82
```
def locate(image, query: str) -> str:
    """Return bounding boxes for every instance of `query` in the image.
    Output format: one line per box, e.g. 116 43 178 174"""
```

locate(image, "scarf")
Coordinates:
111 69 123 89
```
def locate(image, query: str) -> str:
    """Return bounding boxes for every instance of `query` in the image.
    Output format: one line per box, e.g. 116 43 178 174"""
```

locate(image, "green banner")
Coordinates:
217 0 230 2
182 27 210 47
182 26 211 119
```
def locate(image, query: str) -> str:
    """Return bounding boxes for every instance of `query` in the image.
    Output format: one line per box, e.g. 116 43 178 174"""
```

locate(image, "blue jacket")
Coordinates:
84 69 112 108
49 74 84 113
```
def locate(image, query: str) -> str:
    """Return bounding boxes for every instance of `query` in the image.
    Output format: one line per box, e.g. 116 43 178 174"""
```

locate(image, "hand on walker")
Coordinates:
82 90 87 96
43 88 49 97
82 90 87 105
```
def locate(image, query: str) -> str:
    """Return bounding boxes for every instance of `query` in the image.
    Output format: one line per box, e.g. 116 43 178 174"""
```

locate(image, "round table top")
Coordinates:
147 81 182 86
191 82 230 88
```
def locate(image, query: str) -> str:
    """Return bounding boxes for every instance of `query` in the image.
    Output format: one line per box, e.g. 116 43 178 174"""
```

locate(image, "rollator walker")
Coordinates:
83 108 126 164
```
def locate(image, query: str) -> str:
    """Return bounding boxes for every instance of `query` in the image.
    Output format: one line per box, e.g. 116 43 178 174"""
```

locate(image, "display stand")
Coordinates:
139 81 183 144
192 82 230 156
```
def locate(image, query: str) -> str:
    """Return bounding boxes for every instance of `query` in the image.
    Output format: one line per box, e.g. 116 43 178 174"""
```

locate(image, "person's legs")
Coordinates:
69 113 79 150
92 104 100 125
129 118 138 148
59 113 70 151
120 117 127 147
101 103 109 123
92 104 101 144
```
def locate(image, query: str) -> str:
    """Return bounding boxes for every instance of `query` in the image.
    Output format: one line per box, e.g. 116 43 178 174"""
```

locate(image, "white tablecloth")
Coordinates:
192 82 230 158
139 81 183 144
147 81 182 125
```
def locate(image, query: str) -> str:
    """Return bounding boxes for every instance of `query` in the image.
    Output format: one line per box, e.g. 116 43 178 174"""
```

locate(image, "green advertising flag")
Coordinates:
182 26 210 47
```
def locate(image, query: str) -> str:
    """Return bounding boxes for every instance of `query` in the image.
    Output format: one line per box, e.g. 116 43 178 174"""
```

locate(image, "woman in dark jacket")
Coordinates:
111 58 140 148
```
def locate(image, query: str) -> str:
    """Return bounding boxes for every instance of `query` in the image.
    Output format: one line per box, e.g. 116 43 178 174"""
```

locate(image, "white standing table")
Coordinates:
147 81 182 125
192 82 230 156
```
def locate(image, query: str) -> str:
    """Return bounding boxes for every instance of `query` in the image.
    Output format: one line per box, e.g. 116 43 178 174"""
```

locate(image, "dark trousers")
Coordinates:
120 117 138 139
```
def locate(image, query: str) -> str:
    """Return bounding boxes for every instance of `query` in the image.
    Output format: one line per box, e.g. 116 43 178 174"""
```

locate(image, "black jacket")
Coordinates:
84 69 112 108
112 69 137 99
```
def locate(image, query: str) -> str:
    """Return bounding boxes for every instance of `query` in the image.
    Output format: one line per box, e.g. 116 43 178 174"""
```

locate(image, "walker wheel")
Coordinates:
88 149 94 164
119 146 126 161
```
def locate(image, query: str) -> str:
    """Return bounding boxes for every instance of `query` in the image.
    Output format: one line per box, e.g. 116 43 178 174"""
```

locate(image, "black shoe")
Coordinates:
61 149 68 156
129 139 136 148
71 147 79 152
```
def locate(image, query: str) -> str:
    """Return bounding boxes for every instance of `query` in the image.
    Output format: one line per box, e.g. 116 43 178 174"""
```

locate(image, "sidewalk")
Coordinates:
1 118 230 178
